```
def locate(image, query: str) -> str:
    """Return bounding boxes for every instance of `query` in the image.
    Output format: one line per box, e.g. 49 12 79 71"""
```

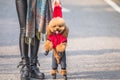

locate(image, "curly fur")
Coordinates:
51 69 58 75
60 69 67 75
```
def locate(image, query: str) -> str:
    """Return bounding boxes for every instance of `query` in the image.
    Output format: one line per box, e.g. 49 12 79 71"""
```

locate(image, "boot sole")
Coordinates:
21 77 30 80
31 73 45 79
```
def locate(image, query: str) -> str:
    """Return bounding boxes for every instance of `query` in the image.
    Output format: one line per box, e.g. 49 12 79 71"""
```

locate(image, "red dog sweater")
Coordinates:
48 34 67 49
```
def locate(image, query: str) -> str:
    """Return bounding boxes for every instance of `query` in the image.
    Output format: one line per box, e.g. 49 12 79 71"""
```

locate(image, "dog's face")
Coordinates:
48 17 66 34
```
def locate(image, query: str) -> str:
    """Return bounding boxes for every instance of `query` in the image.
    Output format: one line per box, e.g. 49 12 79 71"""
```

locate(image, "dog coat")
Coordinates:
48 34 67 48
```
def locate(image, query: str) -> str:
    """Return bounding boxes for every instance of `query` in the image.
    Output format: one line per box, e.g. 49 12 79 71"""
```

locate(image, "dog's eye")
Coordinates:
53 25 56 27
59 25 63 27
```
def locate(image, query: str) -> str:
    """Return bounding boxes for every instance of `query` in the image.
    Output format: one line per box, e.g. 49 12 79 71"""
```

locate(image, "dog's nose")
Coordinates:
56 28 60 31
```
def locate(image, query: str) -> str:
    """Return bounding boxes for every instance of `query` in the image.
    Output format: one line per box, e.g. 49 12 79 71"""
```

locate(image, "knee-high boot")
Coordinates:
18 28 30 80
30 37 44 79
16 0 30 80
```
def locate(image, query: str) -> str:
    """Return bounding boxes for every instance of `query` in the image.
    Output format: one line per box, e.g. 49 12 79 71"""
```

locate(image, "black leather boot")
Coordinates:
30 37 45 79
17 27 30 80
17 28 30 80
30 59 45 79
18 59 30 80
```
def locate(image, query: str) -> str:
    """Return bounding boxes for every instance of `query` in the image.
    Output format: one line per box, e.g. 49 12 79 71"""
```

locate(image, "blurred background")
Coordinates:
0 0 120 80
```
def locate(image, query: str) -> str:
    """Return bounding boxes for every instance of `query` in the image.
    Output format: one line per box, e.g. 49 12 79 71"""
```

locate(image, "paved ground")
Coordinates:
0 0 120 80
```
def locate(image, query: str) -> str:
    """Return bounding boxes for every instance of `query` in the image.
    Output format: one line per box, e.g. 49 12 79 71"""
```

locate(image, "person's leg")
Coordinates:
60 51 67 80
30 36 44 79
16 0 30 80
51 53 58 79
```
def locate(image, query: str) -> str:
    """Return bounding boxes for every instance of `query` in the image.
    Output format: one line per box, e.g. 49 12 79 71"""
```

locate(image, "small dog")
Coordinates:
44 0 69 79
44 17 69 63
44 16 69 79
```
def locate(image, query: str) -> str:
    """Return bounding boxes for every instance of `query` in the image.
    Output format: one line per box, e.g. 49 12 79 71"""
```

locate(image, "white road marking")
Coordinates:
62 7 70 12
104 0 120 13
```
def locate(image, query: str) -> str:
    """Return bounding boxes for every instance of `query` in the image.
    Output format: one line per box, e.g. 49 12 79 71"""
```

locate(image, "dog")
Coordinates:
44 17 69 79
44 17 69 63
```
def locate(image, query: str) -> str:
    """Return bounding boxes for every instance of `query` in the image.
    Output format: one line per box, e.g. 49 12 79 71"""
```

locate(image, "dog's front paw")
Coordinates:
44 51 49 56
44 40 53 51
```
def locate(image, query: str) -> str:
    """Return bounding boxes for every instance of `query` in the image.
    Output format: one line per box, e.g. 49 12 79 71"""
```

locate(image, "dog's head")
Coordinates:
47 17 69 37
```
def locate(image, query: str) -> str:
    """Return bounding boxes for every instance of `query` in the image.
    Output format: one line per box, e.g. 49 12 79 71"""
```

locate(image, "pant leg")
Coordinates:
16 0 28 59
60 51 67 69
52 53 58 69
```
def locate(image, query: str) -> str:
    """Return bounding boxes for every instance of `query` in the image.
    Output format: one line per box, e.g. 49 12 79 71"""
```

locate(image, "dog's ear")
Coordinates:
46 26 52 38
62 26 69 38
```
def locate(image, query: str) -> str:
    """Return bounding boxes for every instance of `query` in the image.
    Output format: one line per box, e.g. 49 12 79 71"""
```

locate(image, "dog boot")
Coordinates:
60 69 67 80
51 69 58 79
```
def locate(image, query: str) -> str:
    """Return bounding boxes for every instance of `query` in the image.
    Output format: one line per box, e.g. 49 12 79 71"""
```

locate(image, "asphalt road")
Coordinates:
0 0 120 80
